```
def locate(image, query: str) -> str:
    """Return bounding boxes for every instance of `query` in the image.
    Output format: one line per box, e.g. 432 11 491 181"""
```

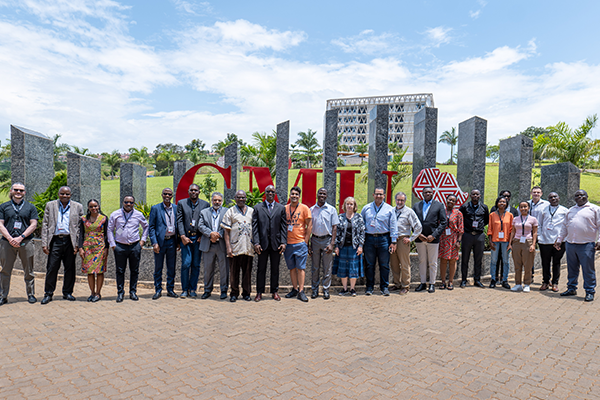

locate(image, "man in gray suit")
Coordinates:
40 186 84 304
199 192 229 299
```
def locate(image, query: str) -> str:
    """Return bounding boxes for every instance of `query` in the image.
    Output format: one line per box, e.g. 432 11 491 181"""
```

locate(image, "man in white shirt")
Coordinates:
537 192 568 292
555 190 599 302
390 192 422 295
528 186 549 283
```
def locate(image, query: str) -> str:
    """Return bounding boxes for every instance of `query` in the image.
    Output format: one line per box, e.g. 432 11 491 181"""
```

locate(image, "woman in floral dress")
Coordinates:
438 194 464 290
78 199 108 302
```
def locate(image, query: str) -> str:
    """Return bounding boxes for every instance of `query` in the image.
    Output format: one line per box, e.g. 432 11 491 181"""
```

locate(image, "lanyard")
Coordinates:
11 201 23 214
548 206 558 220
165 206 173 225
496 210 505 231
520 215 527 236
373 203 383 216
396 207 403 219
59 203 70 223
122 210 133 229
288 204 299 224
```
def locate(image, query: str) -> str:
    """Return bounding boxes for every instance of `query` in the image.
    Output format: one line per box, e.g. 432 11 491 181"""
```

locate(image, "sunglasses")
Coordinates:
265 190 275 193
13 189 25 192
162 193 173 196
123 201 134 205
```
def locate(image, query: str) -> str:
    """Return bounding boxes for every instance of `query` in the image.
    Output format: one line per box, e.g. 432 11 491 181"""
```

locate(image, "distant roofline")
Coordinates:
326 93 434 109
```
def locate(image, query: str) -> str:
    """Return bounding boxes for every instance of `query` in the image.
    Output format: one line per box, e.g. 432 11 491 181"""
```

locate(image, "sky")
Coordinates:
1 0 599 162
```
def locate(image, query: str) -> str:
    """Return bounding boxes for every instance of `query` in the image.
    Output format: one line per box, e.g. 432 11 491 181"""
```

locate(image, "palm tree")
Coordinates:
545 114 599 169
337 133 349 152
71 146 89 156
52 134 70 171
355 143 368 164
240 131 277 177
101 150 122 179
156 150 179 176
211 133 245 156
128 146 152 168
439 127 458 164
295 129 321 168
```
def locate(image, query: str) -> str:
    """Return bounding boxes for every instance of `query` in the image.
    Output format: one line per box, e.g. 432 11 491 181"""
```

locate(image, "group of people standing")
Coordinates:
0 182 596 305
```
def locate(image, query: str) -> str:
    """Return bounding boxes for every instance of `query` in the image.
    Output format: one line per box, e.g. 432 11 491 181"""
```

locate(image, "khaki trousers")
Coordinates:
511 239 534 285
390 238 411 288
0 239 35 299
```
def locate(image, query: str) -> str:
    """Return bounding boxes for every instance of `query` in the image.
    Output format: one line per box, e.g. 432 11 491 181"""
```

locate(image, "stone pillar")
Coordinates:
541 162 580 208
223 142 239 204
10 125 54 202
173 160 193 194
457 116 487 198
120 162 147 205
498 135 533 205
411 107 438 204
276 120 289 204
367 105 389 197
67 152 101 206
323 109 339 207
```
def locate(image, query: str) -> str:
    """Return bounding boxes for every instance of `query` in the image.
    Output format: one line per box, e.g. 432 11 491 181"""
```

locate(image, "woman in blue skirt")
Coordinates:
334 197 365 296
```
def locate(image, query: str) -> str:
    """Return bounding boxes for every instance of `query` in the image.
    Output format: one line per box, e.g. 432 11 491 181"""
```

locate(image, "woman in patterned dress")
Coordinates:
333 197 365 296
78 199 108 302
438 194 464 290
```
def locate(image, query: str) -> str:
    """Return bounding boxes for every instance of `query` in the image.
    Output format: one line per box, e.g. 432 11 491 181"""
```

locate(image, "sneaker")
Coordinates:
381 288 390 296
338 289 348 296
365 289 373 296
350 289 357 297
523 285 530 292
511 284 523 292
501 281 511 290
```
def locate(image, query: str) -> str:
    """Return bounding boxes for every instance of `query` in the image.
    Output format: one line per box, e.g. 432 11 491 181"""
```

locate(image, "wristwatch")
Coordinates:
20 234 25 238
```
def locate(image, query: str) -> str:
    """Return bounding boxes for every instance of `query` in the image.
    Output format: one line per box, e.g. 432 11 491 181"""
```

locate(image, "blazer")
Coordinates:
198 206 228 252
176 198 209 238
412 200 447 243
335 213 365 250
148 202 178 248
252 200 288 251
41 200 84 249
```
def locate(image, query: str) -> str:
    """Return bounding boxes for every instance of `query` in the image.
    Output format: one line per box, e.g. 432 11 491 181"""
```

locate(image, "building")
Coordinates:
326 93 435 162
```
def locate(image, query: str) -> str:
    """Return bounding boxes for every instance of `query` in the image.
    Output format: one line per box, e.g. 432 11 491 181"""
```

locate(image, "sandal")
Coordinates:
439 282 447 290
447 282 454 290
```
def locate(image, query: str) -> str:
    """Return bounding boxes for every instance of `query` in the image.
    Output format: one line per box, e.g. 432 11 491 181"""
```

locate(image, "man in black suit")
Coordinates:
252 184 287 302
176 184 209 298
413 186 447 293
459 189 490 288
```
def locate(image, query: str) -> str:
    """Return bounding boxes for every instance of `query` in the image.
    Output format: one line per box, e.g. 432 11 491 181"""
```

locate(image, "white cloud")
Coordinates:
424 26 453 47
171 0 212 16
469 10 481 19
331 30 402 55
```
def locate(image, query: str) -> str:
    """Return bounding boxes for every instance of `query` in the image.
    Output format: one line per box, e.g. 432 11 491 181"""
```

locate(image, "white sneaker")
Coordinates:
511 284 523 292
523 285 530 292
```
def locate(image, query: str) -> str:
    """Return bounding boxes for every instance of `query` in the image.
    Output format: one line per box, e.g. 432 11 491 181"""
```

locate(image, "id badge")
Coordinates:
370 219 376 227
191 220 196 227
167 226 175 234
116 227 124 236
472 221 478 228
520 236 527 243
13 221 22 230
498 232 505 239
288 224 294 232
445 228 451 236
547 223 554 230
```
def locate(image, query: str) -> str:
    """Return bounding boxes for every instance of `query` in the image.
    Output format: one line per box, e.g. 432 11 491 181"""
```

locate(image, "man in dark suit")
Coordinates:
176 184 209 298
252 184 287 302
413 186 447 293
148 187 179 300
198 192 229 300
459 189 490 288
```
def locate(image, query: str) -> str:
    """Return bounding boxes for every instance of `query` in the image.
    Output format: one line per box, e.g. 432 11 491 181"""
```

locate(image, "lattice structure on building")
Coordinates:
326 93 435 162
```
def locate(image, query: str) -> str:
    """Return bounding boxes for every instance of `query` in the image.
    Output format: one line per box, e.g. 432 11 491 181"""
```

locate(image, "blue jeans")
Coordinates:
363 234 391 291
490 241 510 282
153 237 177 292
566 242 596 294
180 237 201 292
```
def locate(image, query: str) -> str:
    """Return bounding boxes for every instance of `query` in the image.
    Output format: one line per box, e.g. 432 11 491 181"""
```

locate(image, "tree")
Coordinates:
439 127 458 164
71 146 89 155
185 139 208 165
387 144 411 192
240 131 277 177
128 146 152 168
101 150 122 180
337 133 349 152
544 114 599 169
52 134 70 171
295 129 321 168
355 143 368 164
156 150 179 176
486 144 499 162
211 133 245 156
520 126 550 167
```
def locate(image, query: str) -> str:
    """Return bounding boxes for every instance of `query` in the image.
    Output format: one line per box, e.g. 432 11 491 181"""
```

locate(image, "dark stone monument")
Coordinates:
323 109 339 207
223 142 239 203
276 120 289 204
367 105 389 197
10 125 54 202
541 162 580 207
120 162 146 205
457 116 487 198
498 135 533 204
173 160 193 193
67 152 101 206
412 107 438 204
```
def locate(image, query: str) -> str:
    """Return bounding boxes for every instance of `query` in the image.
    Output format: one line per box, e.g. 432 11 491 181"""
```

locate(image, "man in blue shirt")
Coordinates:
360 188 398 296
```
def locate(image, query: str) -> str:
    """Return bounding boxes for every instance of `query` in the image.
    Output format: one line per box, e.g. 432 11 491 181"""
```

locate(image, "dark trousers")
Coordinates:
539 243 565 285
114 242 141 294
461 232 485 281
566 242 596 294
256 248 281 294
44 236 76 296
363 234 391 291
230 255 253 297
153 237 177 292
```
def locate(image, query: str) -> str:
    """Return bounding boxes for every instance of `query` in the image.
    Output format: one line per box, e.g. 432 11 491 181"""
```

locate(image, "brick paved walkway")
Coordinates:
1 272 599 399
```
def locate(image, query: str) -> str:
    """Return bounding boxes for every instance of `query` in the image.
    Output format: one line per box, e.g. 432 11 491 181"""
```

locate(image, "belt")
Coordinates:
54 234 70 238
366 233 389 237
164 235 175 240
116 241 139 246
469 231 484 235
312 234 331 239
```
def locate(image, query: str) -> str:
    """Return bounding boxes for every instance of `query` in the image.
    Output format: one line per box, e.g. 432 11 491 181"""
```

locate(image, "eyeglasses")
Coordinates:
123 201 134 205
13 189 24 192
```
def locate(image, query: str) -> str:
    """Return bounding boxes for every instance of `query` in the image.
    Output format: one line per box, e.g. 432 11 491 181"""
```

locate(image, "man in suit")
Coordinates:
413 186 447 293
199 192 229 300
176 184 209 298
40 186 84 304
459 189 490 288
148 187 179 300
252 184 287 302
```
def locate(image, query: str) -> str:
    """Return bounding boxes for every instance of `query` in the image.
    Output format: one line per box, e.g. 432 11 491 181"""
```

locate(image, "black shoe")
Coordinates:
220 292 228 300
63 294 76 301
311 291 318 299
87 295 94 302
152 291 162 300
285 289 299 298
41 295 52 305
0 297 7 306
230 296 237 302
365 289 373 296
585 293 594 302
338 289 348 296
130 292 139 301
561 289 577 297
489 280 496 289
501 281 511 290
167 291 179 298
323 290 330 300
28 295 37 304
189 291 198 298
415 283 427 292
474 281 485 288
180 291 188 298
428 284 435 293
116 293 124 303
460 281 467 288
243 295 252 301
201 292 211 299
91 294 101 302
297 291 309 302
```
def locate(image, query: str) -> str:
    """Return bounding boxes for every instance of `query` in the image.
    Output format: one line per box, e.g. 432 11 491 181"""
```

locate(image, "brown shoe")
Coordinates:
254 293 262 302
400 288 409 295
552 284 559 292
272 292 281 301
540 283 549 291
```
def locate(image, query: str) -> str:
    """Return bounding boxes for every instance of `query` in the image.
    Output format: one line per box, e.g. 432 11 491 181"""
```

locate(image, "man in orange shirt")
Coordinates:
284 186 312 302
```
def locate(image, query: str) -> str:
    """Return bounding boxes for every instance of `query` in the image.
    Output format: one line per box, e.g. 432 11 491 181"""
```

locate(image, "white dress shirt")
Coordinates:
537 204 568 244
558 202 600 244
310 202 339 237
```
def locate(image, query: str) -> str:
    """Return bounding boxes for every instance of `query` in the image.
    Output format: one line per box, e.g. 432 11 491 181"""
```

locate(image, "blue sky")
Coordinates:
1 0 599 162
